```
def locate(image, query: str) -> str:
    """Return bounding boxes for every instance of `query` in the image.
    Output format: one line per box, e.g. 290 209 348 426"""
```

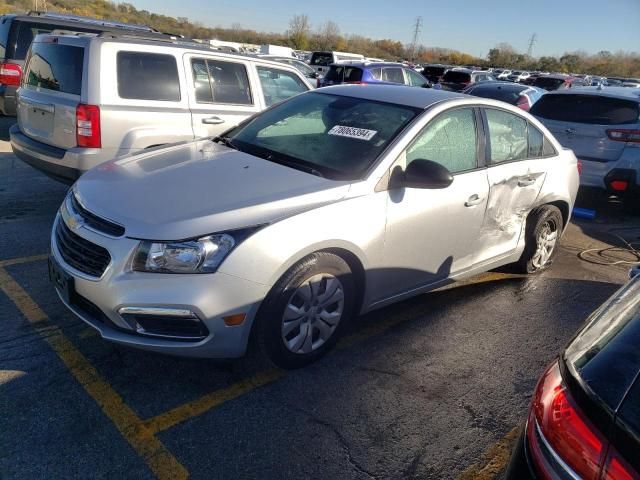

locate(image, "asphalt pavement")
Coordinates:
1 115 638 480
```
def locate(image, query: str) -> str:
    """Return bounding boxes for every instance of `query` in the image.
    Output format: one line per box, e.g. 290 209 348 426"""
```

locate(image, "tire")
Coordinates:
254 252 355 369
513 205 563 274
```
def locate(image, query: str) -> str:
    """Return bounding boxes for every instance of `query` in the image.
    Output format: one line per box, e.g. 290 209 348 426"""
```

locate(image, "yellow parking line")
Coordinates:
456 426 520 480
0 267 188 480
0 253 49 268
144 271 526 433
144 369 284 434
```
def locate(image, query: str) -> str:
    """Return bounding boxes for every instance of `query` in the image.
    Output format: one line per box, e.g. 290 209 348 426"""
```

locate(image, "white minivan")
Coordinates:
11 33 312 183
309 51 365 76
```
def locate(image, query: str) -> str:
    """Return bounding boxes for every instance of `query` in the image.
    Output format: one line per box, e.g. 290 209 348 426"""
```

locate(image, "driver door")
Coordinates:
377 107 489 301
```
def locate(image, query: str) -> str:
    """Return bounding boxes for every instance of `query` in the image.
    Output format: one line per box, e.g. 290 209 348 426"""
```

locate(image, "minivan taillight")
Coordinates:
606 129 640 143
0 62 22 86
527 362 605 480
76 104 101 148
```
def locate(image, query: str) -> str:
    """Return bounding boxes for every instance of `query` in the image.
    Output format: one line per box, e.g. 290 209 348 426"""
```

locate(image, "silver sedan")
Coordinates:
49 85 579 368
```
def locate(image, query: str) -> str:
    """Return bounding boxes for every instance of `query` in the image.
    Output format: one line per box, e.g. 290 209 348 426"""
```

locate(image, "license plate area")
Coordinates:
48 255 74 305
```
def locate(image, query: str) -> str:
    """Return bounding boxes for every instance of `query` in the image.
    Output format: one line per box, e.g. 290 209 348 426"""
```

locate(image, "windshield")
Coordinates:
324 65 363 83
226 92 420 180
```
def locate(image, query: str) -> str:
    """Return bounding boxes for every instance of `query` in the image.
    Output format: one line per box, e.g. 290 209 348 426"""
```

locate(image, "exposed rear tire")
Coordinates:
513 205 563 274
254 252 355 369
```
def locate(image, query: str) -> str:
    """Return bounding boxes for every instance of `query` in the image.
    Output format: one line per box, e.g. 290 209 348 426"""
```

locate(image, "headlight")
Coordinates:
133 234 235 273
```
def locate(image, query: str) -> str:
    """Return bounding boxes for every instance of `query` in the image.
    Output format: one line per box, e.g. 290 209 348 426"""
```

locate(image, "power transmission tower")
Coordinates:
32 0 47 11
409 16 422 61
526 33 537 57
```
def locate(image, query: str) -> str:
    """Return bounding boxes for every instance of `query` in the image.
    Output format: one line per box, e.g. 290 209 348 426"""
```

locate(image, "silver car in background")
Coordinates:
48 85 579 368
11 33 312 183
531 86 640 206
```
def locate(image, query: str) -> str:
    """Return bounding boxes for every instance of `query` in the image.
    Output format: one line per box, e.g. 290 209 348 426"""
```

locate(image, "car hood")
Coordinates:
75 140 351 240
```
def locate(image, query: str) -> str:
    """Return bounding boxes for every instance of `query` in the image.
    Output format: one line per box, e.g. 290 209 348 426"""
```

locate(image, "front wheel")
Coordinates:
513 205 563 274
254 252 355 369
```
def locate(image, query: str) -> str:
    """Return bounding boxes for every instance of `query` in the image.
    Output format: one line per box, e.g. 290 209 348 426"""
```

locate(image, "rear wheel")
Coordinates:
514 205 563 274
254 252 355 369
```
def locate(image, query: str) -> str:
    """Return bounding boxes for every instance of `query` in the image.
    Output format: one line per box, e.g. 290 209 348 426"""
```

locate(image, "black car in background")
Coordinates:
506 274 640 480
0 11 172 115
439 68 495 92
462 82 545 111
422 64 450 84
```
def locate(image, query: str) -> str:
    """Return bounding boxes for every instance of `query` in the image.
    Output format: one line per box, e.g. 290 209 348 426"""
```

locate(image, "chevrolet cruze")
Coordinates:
49 85 579 368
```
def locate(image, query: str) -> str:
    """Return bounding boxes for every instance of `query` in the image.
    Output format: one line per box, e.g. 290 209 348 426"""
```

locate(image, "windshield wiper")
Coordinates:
260 151 325 178
211 135 238 150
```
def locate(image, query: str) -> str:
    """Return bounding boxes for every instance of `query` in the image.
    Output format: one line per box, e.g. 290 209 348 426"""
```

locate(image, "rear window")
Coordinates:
24 42 84 95
469 85 525 104
310 52 333 66
423 66 446 76
531 94 640 125
443 71 471 83
117 52 180 101
533 77 565 90
0 17 11 59
9 21 101 60
324 66 363 83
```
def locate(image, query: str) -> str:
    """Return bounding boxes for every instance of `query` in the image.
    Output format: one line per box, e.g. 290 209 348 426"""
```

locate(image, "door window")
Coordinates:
382 67 405 84
191 58 252 105
256 66 309 107
406 108 478 173
405 69 427 87
485 108 528 164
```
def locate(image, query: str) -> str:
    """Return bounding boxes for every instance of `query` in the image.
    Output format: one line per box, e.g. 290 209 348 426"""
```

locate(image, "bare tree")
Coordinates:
314 20 341 51
287 14 310 50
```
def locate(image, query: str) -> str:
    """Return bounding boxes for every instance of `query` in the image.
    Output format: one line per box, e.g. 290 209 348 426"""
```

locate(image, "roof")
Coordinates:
546 86 640 101
329 61 406 68
315 84 465 109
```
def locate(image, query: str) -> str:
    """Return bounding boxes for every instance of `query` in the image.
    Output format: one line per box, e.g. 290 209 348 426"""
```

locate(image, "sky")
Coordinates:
127 0 640 57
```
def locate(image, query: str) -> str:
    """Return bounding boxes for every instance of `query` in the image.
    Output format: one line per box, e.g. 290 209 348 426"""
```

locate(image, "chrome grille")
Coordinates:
69 194 125 237
55 219 111 277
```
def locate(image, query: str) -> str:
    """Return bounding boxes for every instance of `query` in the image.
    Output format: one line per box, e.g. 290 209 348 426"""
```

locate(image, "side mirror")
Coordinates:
403 159 453 189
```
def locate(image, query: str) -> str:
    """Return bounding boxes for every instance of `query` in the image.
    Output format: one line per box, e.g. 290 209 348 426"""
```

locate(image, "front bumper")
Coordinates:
50 214 269 358
10 125 119 184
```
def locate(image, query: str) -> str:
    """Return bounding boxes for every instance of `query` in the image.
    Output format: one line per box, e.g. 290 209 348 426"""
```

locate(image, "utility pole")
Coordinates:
526 33 537 57
409 16 422 62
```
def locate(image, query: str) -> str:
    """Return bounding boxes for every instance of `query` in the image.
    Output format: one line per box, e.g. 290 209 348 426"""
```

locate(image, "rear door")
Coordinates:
18 37 85 149
474 107 548 263
184 53 261 138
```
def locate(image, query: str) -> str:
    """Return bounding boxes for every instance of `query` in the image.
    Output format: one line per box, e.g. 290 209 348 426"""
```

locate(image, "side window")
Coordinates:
369 68 382 80
528 123 544 158
256 66 308 107
485 108 528 164
406 108 478 174
406 69 426 87
194 58 252 105
382 67 404 84
117 52 180 101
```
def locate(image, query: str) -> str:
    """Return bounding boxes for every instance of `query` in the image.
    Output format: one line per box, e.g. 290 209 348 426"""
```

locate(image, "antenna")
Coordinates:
409 16 422 61
526 33 537 57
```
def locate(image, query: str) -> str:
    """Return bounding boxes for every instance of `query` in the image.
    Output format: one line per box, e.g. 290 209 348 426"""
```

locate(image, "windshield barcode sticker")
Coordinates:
328 125 377 141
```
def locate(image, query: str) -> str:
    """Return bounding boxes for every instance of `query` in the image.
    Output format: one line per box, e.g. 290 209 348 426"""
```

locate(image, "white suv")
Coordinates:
11 33 312 183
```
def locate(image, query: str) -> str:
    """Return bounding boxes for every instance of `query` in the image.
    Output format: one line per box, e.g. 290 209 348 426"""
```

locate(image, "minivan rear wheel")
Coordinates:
514 205 563 274
254 252 355 369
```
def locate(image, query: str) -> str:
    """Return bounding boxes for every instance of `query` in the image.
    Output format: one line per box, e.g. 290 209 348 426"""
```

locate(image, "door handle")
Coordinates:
202 116 225 125
518 177 536 187
464 194 484 207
